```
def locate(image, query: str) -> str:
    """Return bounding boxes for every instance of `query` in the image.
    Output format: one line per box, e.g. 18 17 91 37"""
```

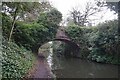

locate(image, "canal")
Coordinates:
38 42 118 78
45 49 118 78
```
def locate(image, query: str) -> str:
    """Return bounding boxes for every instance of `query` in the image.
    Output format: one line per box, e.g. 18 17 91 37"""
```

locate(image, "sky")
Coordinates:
48 0 117 25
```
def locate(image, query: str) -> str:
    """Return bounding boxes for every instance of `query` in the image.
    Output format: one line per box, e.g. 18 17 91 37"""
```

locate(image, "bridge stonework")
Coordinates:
35 27 80 57
54 27 80 57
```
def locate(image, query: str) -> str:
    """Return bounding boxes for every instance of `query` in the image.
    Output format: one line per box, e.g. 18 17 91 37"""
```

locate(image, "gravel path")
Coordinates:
24 56 55 80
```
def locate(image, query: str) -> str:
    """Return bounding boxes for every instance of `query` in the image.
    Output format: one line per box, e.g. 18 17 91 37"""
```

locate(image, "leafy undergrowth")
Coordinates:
2 39 36 78
87 52 119 65
65 20 119 65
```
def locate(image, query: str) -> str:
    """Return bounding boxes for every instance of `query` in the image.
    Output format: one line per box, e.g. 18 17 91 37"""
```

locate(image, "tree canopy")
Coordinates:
2 2 54 41
37 8 62 25
106 2 118 13
67 0 105 26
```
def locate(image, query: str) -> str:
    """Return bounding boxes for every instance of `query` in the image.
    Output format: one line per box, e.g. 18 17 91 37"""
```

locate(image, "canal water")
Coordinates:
46 48 118 78
39 42 118 78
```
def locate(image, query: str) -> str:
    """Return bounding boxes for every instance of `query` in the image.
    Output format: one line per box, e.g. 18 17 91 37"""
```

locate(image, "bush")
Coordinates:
2 38 36 78
65 20 119 64
2 13 12 40
2 8 62 53
87 20 119 64
65 25 90 58
13 21 57 52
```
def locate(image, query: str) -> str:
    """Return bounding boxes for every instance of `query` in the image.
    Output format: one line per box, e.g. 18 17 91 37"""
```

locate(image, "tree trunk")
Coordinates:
8 19 16 42
8 7 18 42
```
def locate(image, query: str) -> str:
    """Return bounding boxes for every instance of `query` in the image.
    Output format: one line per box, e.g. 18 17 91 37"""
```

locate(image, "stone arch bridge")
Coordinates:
36 27 80 57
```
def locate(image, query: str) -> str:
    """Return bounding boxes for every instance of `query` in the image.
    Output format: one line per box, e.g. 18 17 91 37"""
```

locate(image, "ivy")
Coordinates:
2 38 36 78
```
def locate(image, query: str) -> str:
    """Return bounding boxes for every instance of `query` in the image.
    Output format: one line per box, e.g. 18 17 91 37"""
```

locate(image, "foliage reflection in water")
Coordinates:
47 50 118 78
39 42 118 78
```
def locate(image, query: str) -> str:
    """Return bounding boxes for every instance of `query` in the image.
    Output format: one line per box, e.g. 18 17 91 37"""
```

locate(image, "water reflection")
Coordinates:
39 42 118 78
46 49 118 78
47 52 53 69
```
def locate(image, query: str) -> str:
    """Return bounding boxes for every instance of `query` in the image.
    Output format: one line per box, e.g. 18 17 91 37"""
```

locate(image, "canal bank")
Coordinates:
24 51 118 79
24 56 55 79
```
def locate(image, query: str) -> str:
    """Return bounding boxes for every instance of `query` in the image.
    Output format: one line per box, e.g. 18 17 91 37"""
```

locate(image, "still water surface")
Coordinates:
45 49 118 78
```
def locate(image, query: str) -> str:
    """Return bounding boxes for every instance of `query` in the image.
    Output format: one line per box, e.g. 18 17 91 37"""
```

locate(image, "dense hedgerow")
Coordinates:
2 38 36 78
1 3 62 78
65 20 119 64
87 20 119 64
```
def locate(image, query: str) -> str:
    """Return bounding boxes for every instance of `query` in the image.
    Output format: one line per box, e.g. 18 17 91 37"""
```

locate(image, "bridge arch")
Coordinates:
32 27 80 57
36 38 80 57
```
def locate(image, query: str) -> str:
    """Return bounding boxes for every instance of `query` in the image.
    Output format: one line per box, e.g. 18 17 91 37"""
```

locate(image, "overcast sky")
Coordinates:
48 0 117 25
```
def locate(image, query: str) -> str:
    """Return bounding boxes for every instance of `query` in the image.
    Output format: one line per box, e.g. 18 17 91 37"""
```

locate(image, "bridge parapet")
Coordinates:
56 28 69 39
55 27 80 49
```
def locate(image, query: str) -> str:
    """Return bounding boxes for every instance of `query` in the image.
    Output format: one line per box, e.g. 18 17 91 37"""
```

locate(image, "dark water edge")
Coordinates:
50 57 119 78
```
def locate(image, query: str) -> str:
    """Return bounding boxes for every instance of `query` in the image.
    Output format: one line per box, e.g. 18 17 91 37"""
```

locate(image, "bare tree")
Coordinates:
68 0 106 26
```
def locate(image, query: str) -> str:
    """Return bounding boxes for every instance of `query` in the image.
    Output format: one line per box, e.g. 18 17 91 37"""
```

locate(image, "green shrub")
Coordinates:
87 20 119 64
2 8 62 53
12 21 57 52
65 25 90 58
2 13 12 40
65 20 119 64
2 38 36 78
